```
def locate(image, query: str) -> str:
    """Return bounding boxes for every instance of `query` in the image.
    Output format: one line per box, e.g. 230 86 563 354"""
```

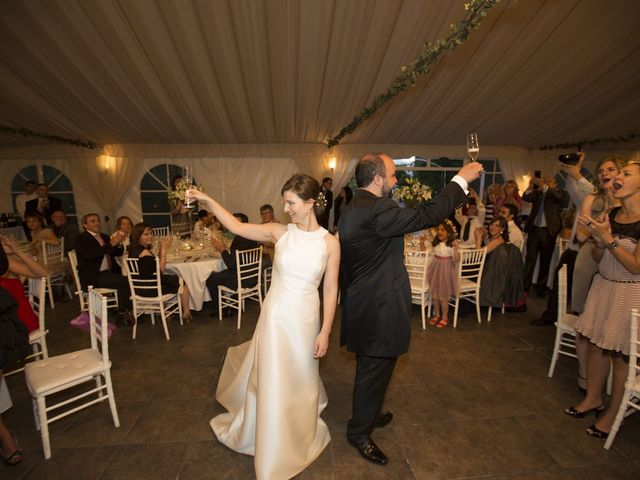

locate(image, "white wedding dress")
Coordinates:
210 224 331 480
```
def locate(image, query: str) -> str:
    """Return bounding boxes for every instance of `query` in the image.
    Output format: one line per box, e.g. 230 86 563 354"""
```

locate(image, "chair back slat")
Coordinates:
126 256 163 297
557 264 568 322
27 276 47 329
41 238 65 266
630 309 640 382
152 226 170 238
404 251 430 287
236 247 263 289
458 248 486 282
88 288 110 361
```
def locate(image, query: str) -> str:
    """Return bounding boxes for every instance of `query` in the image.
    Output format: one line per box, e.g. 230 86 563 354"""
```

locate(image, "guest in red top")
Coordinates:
0 236 47 332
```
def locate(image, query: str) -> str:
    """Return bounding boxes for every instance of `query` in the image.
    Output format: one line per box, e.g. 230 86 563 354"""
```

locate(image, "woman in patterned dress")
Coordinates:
564 161 640 439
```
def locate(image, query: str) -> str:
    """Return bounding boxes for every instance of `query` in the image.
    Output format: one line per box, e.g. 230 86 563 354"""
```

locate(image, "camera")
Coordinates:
558 152 581 165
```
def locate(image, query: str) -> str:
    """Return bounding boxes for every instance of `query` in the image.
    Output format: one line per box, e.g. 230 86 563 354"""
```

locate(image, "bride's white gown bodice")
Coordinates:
211 223 330 480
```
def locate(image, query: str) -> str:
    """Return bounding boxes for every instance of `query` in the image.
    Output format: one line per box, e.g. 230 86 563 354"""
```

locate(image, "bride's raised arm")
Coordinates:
187 189 286 244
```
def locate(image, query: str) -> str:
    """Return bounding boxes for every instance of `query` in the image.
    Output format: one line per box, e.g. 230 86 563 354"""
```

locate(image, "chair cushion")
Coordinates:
558 313 578 331
25 348 106 395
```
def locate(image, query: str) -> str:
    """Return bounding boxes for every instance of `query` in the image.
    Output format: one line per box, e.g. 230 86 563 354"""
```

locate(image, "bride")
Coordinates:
187 174 340 480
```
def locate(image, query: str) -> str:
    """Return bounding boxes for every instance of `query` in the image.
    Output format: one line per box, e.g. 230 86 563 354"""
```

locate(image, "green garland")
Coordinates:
0 125 99 149
539 134 639 151
325 0 499 149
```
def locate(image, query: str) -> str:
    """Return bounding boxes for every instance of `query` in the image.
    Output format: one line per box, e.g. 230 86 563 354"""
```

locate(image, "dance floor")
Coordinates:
3 293 639 479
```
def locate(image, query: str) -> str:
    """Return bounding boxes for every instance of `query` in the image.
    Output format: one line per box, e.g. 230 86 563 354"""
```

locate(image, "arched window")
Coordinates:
11 165 77 222
140 163 196 228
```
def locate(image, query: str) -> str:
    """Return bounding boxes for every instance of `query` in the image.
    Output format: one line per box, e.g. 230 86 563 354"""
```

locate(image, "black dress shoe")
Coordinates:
374 411 393 428
348 437 388 465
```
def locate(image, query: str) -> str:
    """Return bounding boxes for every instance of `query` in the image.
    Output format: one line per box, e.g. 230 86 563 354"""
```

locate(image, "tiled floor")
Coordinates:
2 293 639 479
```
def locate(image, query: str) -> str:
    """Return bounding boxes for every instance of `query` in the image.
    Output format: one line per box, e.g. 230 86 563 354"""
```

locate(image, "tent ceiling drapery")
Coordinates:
1 0 640 150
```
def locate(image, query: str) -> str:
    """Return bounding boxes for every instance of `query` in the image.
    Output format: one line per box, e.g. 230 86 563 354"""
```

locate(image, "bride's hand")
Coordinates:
313 332 329 359
186 189 209 202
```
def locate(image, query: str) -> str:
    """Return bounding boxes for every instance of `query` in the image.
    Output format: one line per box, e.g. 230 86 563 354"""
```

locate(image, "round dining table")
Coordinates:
165 251 226 311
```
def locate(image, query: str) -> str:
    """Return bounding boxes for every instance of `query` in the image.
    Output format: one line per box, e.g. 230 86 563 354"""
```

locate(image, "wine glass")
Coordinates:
467 132 479 162
183 165 194 208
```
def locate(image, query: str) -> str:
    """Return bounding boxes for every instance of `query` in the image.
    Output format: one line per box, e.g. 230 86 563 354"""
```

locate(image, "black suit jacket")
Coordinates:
522 188 564 238
338 182 467 357
25 196 63 226
75 231 124 290
222 235 260 272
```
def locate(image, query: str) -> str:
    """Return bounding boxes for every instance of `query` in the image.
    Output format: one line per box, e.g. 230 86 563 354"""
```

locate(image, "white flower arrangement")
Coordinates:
393 177 432 205
168 179 203 207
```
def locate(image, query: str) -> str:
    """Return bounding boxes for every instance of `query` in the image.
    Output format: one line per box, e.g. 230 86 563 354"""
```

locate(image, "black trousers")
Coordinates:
538 248 578 322
523 226 557 292
206 270 237 308
95 271 131 313
347 354 397 443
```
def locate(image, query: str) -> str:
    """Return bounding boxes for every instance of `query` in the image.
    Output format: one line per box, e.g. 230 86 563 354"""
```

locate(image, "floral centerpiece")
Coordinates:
168 179 203 207
393 177 432 207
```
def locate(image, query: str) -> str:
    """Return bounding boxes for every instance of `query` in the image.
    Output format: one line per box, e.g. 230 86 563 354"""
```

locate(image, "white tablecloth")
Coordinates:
165 255 226 311
0 226 26 242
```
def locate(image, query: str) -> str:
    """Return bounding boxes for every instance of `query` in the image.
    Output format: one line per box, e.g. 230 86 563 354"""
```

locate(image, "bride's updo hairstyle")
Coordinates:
281 174 326 214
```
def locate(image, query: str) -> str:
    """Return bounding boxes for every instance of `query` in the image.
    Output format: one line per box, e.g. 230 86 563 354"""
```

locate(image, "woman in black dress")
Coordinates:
128 223 192 321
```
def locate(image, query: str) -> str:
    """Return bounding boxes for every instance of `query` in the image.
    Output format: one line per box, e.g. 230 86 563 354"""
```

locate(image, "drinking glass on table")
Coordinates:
183 165 194 208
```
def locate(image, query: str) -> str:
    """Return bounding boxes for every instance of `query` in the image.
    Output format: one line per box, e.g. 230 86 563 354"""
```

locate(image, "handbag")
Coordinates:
70 311 117 338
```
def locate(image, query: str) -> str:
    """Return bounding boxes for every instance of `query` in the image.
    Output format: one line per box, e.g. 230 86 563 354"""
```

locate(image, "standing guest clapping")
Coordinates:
565 161 640 440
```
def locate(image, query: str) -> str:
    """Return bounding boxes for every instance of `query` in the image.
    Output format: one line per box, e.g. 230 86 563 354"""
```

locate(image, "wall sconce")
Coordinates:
98 155 115 175
328 157 336 171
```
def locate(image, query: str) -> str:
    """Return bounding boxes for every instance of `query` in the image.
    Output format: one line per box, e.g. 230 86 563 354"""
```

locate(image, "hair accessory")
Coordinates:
315 191 327 210
444 218 457 235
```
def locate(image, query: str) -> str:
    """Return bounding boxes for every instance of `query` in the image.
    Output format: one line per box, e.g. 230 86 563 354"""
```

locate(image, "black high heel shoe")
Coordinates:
564 403 605 419
586 424 609 439
0 431 23 466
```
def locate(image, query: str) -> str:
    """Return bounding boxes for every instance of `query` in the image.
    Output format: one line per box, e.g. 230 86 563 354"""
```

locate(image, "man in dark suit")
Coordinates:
316 177 333 229
24 183 62 227
338 153 482 465
205 213 259 316
50 210 79 255
522 175 564 298
75 213 131 322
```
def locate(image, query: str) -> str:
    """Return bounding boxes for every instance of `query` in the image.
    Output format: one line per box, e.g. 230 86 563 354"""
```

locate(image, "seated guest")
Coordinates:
24 183 62 227
24 212 60 256
75 213 131 323
195 209 213 232
498 203 524 249
127 223 192 321
112 216 133 248
205 213 259 316
50 210 79 254
455 188 486 247
0 236 48 333
483 183 503 227
259 204 280 224
476 217 525 309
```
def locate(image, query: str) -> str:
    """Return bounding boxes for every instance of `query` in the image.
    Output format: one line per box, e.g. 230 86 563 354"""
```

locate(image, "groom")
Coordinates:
338 153 482 465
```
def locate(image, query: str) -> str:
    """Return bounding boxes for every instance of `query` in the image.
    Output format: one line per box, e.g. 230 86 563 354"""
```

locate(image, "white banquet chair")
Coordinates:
547 265 578 378
152 226 170 238
24 289 120 459
404 251 431 329
68 250 119 313
41 239 72 308
263 266 272 297
219 247 263 329
449 248 486 328
126 256 183 341
605 309 640 449
5 277 48 377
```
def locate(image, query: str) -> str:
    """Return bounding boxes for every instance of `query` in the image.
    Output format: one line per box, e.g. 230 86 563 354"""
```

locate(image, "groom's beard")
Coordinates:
381 181 393 198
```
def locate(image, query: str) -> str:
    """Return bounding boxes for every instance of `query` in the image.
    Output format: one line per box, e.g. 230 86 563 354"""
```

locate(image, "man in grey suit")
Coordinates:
338 153 482 465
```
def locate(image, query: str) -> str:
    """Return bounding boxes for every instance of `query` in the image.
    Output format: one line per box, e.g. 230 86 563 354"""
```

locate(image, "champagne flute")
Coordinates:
183 165 194 208
467 132 479 162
